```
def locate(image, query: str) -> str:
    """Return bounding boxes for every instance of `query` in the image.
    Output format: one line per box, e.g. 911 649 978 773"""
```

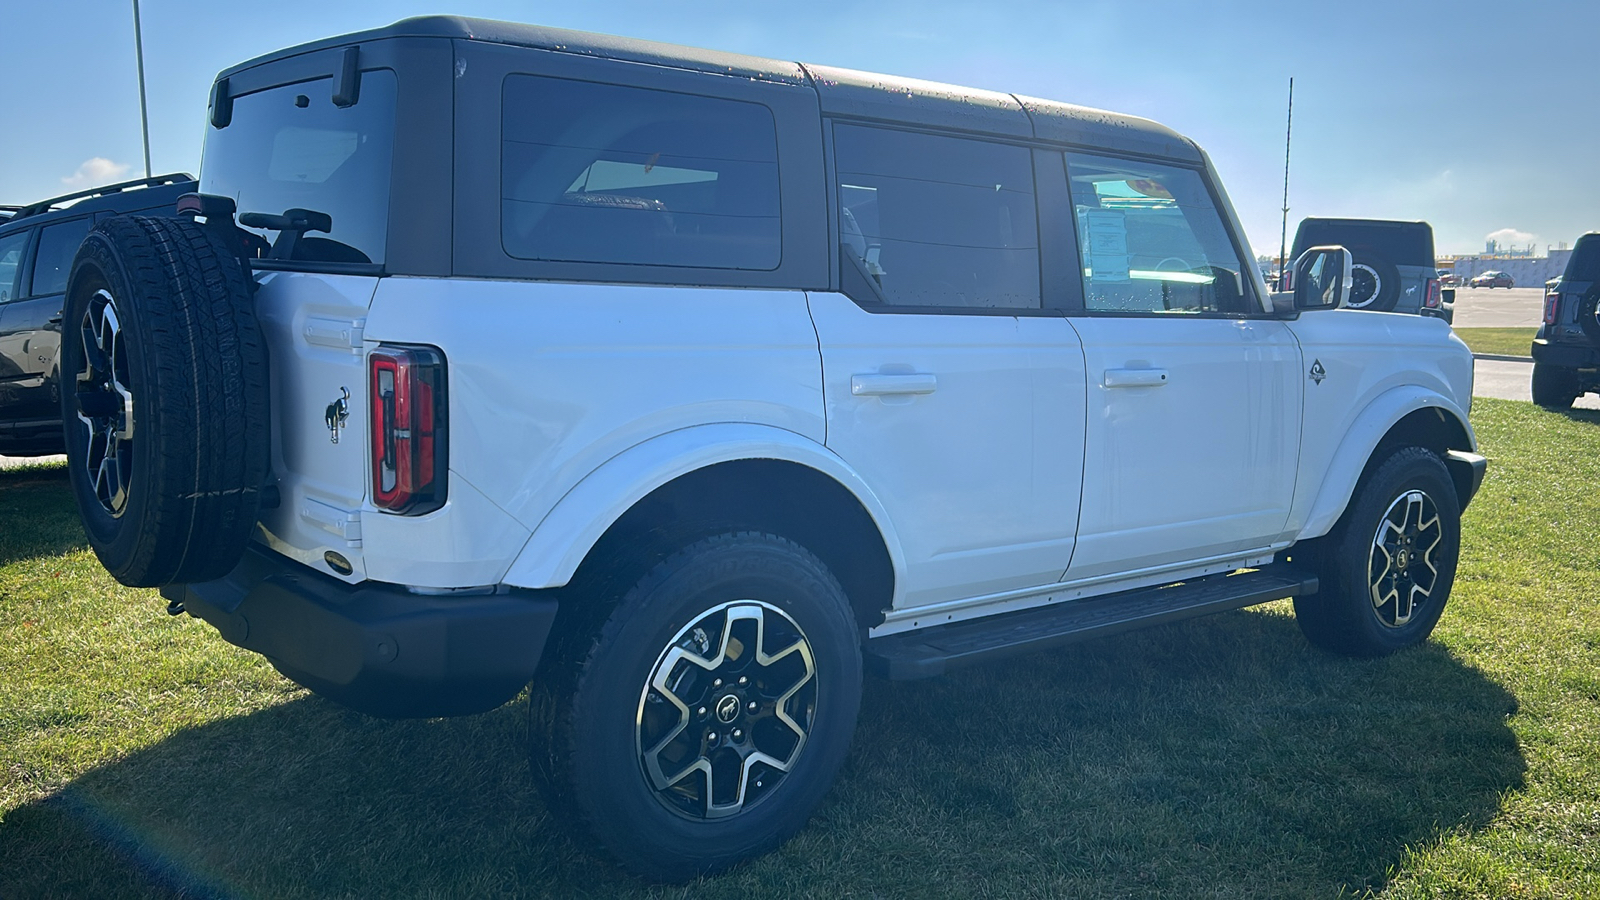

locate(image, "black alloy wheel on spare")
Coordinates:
1293 446 1460 657
530 531 863 881
61 215 270 587
1344 249 1401 311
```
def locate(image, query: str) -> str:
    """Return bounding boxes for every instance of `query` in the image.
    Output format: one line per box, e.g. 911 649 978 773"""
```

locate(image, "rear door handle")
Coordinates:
851 373 938 396
1104 368 1169 388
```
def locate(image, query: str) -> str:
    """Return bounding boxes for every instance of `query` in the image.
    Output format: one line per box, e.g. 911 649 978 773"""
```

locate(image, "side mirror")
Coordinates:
1293 245 1352 310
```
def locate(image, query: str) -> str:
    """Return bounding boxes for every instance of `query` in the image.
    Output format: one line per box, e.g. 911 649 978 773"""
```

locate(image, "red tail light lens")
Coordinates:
1544 292 1563 325
1424 278 1441 309
370 344 447 515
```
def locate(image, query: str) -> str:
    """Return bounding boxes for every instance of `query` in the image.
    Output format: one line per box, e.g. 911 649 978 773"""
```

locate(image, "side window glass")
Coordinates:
1065 154 1253 315
834 125 1039 310
0 230 29 303
501 75 781 271
29 217 93 297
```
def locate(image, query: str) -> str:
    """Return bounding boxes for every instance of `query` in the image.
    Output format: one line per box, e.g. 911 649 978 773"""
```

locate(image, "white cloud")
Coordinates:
1486 227 1537 247
60 157 130 190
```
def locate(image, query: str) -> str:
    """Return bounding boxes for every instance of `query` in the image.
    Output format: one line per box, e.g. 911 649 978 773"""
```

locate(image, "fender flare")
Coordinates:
500 422 906 592
1298 386 1475 540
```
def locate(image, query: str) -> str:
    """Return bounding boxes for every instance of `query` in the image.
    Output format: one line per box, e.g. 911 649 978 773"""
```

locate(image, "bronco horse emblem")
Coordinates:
325 387 350 443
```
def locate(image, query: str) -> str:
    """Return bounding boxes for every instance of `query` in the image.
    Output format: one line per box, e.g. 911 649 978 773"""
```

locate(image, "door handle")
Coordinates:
851 373 938 396
1104 368 1169 388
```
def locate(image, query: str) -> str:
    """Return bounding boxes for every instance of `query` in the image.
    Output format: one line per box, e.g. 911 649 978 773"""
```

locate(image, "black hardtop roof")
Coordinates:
220 15 1199 161
1292 217 1435 262
0 174 195 233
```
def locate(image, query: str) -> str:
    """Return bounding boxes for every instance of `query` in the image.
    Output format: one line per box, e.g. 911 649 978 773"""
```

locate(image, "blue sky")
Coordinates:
2 0 1594 257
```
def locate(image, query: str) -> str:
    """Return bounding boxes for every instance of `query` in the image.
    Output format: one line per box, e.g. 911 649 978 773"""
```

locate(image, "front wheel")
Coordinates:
1294 447 1461 656
531 532 862 881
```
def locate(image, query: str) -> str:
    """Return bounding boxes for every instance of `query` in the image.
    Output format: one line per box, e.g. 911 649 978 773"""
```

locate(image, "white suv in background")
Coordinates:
61 16 1485 880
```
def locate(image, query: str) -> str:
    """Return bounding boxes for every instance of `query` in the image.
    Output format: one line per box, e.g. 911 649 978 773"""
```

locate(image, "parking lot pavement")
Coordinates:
0 454 64 469
1450 286 1545 329
1474 357 1600 408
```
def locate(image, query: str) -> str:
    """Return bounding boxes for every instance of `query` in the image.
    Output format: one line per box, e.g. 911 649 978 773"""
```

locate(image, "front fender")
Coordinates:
500 423 906 592
1298 386 1476 539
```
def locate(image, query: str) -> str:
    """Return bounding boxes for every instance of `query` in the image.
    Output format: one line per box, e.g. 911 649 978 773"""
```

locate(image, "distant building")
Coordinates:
1439 248 1572 287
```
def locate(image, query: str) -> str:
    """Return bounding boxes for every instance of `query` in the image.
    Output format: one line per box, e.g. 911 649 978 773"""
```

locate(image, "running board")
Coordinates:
865 567 1318 680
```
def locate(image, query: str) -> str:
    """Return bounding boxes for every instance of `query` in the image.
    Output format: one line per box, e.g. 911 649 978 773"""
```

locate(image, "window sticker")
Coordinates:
1083 209 1130 282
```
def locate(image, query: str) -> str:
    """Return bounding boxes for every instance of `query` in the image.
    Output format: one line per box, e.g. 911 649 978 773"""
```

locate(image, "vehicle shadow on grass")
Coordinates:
0 606 1524 899
0 463 87 567
1556 406 1600 426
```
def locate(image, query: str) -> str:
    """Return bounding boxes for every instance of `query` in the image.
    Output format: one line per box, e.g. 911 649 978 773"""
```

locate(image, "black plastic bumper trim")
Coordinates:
1445 450 1488 511
161 545 557 718
1531 339 1600 369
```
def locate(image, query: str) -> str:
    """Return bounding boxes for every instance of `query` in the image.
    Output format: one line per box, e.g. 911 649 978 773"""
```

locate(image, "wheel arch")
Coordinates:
501 424 903 630
1299 388 1475 540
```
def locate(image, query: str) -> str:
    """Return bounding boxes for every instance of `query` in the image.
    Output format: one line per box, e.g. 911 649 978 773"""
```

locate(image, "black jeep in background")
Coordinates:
1290 218 1449 320
0 174 195 456
1531 233 1600 409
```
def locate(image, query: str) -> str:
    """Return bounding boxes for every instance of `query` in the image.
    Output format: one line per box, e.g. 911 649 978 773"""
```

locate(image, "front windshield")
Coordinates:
200 69 396 267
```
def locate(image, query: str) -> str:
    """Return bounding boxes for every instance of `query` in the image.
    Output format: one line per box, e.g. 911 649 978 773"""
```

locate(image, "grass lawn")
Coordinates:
3 397 1598 898
1453 327 1537 358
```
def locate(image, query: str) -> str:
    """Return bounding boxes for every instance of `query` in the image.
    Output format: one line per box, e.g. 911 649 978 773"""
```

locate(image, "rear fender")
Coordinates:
500 423 905 593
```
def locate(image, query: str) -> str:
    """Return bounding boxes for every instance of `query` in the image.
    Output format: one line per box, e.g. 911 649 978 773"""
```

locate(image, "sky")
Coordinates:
2 0 1595 258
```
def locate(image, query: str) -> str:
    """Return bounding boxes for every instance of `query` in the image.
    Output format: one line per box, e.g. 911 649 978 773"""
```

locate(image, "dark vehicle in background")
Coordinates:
1438 268 1462 287
0 174 195 456
1290 218 1447 319
1531 233 1600 408
1470 271 1514 289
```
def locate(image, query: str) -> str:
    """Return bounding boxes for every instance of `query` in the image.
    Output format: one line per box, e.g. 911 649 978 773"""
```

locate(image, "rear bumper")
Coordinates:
1531 339 1600 369
161 544 558 718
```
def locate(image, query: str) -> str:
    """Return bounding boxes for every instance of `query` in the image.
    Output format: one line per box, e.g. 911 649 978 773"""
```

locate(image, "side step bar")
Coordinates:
866 567 1318 680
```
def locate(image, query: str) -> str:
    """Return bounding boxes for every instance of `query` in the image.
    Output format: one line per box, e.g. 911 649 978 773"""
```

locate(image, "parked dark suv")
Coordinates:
1530 233 1600 408
0 174 194 455
1290 218 1448 319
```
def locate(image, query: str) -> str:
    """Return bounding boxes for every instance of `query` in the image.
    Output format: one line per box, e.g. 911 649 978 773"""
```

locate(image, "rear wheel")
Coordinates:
1531 362 1581 409
1294 447 1460 656
61 216 268 587
531 532 862 881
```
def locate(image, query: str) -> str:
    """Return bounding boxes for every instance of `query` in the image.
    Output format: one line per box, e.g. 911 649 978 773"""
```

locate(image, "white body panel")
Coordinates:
1067 316 1302 578
807 292 1086 609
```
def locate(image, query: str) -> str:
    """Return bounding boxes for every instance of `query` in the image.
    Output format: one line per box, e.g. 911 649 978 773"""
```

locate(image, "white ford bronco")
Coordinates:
61 17 1486 879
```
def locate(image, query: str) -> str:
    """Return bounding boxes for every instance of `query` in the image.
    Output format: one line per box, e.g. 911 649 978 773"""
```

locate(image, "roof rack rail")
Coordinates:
10 172 196 222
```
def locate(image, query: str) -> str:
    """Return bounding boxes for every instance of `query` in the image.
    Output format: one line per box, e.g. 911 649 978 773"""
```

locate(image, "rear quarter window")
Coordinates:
500 75 782 270
1564 235 1600 281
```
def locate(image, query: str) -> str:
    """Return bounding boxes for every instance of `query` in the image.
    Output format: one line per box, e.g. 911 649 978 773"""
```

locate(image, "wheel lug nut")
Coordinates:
733 729 742 739
712 678 722 688
747 701 757 712
698 706 707 716
738 676 748 685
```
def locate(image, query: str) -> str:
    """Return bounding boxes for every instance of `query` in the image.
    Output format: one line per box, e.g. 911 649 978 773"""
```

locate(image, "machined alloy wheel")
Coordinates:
637 600 817 820
1366 489 1442 628
75 289 136 517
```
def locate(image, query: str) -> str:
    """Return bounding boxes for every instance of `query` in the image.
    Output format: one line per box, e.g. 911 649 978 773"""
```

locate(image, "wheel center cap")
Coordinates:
714 693 741 724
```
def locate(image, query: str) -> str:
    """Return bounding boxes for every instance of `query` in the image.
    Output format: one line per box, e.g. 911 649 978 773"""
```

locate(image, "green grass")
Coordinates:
1453 327 1537 358
3 398 1599 897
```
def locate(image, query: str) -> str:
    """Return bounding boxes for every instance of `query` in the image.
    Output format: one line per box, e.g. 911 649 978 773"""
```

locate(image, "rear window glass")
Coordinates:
501 75 781 270
200 70 397 266
1292 220 1434 265
834 125 1039 310
1565 235 1600 281
29 217 93 296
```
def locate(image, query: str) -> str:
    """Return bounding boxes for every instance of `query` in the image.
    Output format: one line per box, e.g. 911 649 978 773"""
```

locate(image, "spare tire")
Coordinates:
61 216 270 587
1345 248 1401 311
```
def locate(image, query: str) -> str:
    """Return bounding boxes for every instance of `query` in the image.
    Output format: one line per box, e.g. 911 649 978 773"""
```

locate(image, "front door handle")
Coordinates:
1104 368 1169 388
851 373 938 396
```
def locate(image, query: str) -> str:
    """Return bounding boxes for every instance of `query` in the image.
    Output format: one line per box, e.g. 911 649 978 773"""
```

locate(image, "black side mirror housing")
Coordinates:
1293 245 1353 311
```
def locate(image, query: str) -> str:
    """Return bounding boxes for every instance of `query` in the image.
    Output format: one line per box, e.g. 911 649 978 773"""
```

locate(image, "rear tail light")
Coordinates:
1424 278 1441 309
1544 292 1563 325
370 344 447 515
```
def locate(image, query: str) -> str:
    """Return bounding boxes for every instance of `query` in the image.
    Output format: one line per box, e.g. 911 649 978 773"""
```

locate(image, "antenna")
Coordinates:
1277 77 1293 288
133 0 152 178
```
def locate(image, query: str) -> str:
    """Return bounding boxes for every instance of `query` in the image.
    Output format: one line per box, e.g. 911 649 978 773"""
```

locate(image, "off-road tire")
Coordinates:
530 532 862 881
1531 362 1581 409
1293 447 1460 656
61 216 269 587
1346 249 1401 311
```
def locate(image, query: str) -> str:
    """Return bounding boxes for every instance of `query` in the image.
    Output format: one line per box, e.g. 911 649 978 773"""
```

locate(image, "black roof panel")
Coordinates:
804 63 1032 138
1017 95 1198 162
